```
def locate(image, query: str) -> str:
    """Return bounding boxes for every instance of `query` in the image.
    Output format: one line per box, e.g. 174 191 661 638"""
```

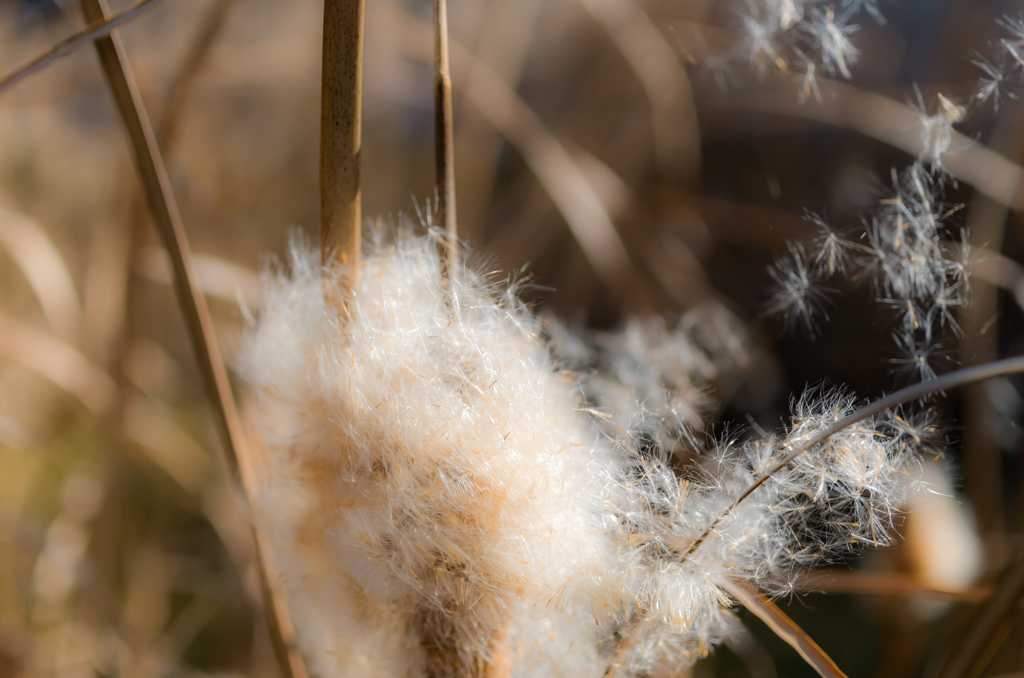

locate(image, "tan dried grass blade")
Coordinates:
321 0 365 277
796 570 995 603
135 246 263 307
77 2 307 676
721 578 847 678
80 0 242 494
740 82 1024 210
0 0 166 96
0 207 82 340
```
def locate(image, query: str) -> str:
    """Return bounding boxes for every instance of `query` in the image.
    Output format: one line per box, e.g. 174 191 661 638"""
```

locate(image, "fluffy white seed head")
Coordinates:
240 230 632 676
240 227 935 677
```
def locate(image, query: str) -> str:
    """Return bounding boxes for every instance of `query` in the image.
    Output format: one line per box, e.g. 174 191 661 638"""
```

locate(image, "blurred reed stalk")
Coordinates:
0 0 166 95
957 102 1024 570
938 552 1024 678
576 0 701 183
738 82 1024 211
435 0 459 281
157 0 241 151
321 0 364 283
76 1 308 677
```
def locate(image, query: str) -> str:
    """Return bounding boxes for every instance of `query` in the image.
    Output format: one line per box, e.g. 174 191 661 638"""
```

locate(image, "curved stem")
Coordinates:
679 355 1024 562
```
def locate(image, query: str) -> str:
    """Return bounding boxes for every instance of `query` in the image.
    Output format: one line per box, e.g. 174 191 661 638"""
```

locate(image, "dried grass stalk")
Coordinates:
576 0 701 182
79 0 243 485
77 2 308 676
321 0 365 276
740 82 1024 210
795 570 1001 604
680 354 1024 562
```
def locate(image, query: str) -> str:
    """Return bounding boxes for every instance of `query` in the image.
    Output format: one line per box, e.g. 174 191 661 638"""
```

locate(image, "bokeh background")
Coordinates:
1 0 1023 675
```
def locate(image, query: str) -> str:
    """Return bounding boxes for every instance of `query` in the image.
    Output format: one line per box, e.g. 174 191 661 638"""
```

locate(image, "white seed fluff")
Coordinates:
239 229 931 677
240 232 628 677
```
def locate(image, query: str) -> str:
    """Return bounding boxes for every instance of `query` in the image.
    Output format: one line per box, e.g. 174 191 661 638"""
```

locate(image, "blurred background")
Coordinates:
1 0 1023 675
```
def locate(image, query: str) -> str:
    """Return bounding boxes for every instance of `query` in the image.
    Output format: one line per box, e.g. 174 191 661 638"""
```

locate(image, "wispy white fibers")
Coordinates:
546 306 749 455
240 226 934 677
240 228 622 677
765 160 973 383
704 0 874 96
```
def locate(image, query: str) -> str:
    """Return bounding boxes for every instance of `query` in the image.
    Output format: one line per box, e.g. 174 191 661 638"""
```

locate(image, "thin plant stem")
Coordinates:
680 355 1024 561
453 0 544 241
602 580 843 678
435 0 459 280
603 357 1024 675
77 2 307 676
721 578 847 678
0 0 167 96
375 0 653 314
961 209 1009 560
321 0 365 279
80 0 240 513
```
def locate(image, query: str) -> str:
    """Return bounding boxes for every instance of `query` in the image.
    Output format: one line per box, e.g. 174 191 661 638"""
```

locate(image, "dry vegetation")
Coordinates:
3 0 1024 676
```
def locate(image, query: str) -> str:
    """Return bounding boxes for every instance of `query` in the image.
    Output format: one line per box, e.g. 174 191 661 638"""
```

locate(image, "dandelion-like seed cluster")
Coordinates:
693 0 875 101
239 227 936 677
765 158 972 383
973 15 1024 111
